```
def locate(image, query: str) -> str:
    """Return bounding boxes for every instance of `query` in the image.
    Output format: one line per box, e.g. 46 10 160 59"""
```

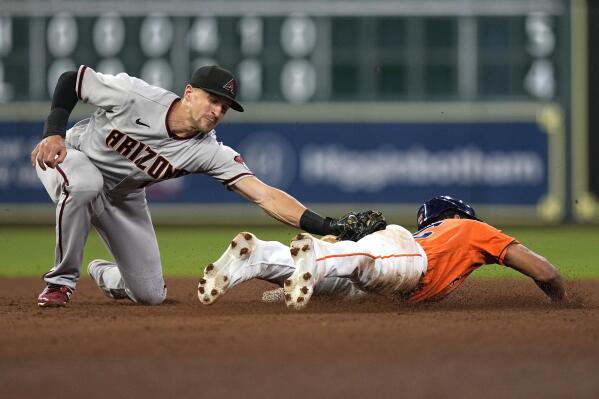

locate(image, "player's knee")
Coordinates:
138 295 165 306
69 186 102 204
130 287 166 306
67 174 103 203
61 151 104 198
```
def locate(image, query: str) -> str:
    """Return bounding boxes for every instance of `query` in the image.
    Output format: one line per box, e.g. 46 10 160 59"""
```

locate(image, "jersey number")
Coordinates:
413 221 444 240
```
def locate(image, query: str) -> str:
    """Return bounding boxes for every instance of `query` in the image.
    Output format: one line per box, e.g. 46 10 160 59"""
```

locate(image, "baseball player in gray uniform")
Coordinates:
31 65 354 307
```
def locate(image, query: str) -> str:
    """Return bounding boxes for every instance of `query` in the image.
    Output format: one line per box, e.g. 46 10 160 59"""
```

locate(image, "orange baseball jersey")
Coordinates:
410 219 517 302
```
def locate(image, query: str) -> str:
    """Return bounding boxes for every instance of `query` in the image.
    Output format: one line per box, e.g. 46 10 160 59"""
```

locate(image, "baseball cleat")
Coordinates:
87 259 129 300
283 234 320 310
37 284 73 307
198 232 256 305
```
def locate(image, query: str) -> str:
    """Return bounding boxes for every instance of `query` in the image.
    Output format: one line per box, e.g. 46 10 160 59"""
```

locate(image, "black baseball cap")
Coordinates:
189 66 244 112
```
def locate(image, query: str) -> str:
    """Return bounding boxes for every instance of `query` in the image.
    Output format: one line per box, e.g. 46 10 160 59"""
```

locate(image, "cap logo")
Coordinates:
223 79 236 96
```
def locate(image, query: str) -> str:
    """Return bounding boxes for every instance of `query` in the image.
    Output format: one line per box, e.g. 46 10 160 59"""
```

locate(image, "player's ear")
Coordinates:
183 84 194 100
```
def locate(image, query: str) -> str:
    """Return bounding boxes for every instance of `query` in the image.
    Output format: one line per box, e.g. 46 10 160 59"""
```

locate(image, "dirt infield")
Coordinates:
1 277 598 398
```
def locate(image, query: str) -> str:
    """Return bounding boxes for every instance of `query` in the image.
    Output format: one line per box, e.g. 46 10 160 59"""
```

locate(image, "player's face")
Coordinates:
188 88 231 133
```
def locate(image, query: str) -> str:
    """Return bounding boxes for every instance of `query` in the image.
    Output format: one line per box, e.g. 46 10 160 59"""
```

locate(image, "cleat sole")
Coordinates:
283 234 318 310
198 232 256 305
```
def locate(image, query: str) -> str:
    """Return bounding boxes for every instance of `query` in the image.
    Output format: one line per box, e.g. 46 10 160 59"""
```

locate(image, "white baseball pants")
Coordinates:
218 225 427 299
211 236 364 298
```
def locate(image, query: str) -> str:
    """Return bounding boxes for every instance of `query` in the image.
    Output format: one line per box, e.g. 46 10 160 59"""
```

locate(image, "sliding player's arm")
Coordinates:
502 243 568 303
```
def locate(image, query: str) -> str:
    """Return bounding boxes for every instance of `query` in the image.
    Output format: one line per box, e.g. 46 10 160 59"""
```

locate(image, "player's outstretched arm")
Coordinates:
503 243 568 303
230 176 342 236
231 176 306 227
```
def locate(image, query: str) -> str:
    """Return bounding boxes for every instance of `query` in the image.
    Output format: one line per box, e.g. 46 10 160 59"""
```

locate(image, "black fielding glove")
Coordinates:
335 210 388 241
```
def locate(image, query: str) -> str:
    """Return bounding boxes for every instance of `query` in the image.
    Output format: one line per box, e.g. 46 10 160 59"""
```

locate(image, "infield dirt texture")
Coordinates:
2 277 599 398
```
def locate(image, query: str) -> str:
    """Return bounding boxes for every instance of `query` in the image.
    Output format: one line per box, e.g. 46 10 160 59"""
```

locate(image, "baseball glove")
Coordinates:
334 210 388 241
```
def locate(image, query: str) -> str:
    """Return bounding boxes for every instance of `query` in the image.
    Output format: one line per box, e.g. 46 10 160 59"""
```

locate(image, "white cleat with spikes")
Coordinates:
198 232 256 305
283 233 321 310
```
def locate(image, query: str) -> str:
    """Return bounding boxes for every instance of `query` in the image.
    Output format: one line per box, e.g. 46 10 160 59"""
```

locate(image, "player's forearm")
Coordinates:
504 243 568 303
233 178 341 234
256 188 340 235
255 187 306 227
43 71 78 138
534 275 568 303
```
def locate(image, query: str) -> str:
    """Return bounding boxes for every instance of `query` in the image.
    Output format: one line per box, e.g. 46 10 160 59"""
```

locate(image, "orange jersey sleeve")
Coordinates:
409 219 517 302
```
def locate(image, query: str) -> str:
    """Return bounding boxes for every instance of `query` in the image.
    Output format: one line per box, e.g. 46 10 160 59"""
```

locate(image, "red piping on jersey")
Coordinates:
56 166 70 262
165 98 179 138
77 66 87 100
497 240 517 265
222 172 254 186
316 252 422 262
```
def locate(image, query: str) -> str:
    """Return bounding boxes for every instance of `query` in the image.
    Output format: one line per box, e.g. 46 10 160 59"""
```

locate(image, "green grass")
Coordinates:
0 226 299 278
477 225 599 279
0 225 598 278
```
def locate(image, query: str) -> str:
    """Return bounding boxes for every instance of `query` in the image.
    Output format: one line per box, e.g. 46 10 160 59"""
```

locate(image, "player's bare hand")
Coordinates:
31 135 67 170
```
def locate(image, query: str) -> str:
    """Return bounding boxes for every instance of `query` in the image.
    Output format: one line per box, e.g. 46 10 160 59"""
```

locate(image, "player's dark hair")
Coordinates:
441 209 462 220
426 209 474 226
427 210 456 224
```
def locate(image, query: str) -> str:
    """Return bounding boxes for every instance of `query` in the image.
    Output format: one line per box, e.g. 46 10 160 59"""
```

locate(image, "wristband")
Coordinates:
299 209 339 236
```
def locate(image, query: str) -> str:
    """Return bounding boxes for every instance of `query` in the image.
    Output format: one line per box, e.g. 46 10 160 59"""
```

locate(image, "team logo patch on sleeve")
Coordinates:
223 79 236 96
234 155 249 169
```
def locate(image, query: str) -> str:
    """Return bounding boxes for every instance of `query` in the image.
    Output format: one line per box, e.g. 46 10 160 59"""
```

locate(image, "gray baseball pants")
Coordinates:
36 148 166 305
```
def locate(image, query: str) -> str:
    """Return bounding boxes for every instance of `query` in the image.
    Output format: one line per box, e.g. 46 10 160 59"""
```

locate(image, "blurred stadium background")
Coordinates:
0 0 597 227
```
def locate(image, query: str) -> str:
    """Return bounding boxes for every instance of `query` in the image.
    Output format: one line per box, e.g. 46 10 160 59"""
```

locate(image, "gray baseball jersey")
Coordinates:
68 65 253 192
